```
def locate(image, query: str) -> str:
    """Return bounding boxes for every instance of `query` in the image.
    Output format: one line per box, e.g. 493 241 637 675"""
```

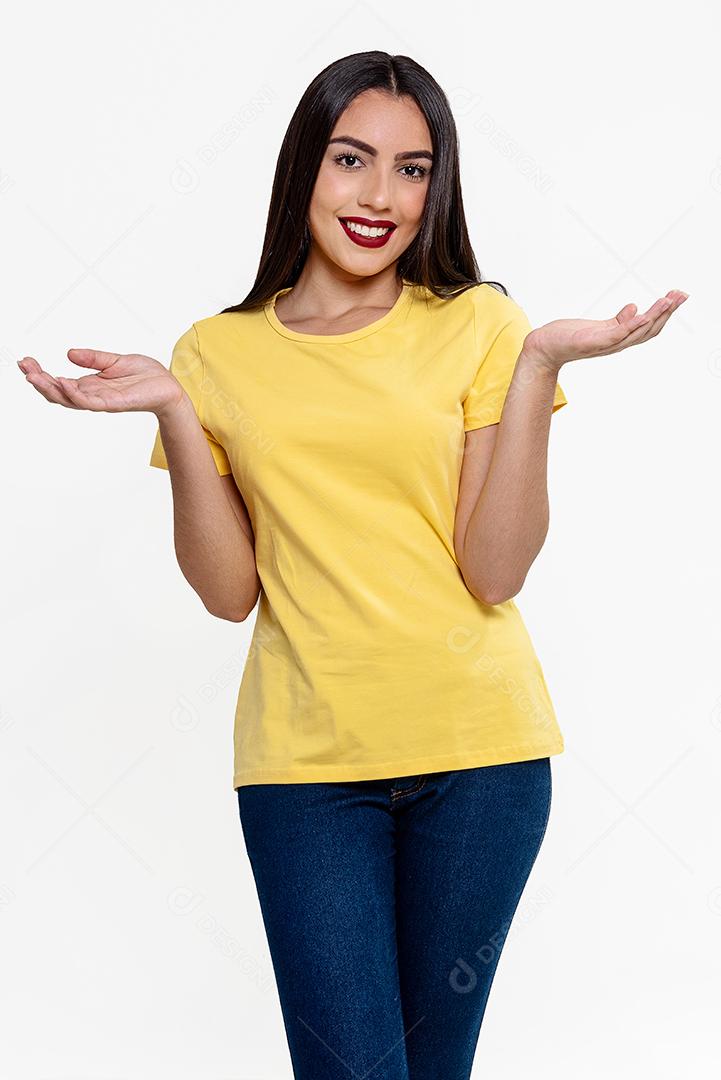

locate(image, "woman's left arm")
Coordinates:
455 289 689 605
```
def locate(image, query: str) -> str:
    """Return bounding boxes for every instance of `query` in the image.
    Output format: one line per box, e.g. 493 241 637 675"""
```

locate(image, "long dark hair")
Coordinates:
218 51 507 315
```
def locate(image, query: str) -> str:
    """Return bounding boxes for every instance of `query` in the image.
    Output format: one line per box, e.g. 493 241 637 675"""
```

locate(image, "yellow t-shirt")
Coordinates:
149 281 568 789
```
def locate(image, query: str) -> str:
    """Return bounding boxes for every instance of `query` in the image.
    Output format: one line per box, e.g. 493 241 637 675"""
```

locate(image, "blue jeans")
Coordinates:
237 757 553 1079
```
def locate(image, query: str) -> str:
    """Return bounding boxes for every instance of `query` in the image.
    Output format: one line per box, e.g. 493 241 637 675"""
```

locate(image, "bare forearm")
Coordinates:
461 351 561 604
155 395 258 620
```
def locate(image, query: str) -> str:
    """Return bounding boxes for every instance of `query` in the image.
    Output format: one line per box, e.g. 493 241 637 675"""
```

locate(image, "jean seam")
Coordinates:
537 760 553 846
390 775 426 801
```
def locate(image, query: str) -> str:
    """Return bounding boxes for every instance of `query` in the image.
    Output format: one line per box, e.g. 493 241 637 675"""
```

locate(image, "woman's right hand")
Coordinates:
17 349 186 417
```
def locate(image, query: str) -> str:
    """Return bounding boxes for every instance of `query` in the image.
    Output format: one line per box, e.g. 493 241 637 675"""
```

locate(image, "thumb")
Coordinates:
616 303 638 323
67 348 123 372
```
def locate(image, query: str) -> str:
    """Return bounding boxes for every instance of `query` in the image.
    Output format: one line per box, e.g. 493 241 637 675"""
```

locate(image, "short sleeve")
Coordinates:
149 324 232 474
463 287 568 431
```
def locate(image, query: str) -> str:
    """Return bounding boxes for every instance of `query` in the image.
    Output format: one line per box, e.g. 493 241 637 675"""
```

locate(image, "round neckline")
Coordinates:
263 281 414 344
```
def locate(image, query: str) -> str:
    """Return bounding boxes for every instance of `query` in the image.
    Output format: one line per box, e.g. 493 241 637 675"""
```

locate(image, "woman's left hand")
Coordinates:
522 290 689 373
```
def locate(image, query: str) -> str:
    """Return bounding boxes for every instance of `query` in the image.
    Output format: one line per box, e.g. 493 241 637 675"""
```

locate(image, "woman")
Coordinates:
18 51 686 1080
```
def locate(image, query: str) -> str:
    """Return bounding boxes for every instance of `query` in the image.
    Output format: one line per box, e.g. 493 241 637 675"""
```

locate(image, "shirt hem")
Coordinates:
232 738 565 789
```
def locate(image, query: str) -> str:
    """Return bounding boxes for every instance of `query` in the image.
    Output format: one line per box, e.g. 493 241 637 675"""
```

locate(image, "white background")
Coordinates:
2 0 720 1077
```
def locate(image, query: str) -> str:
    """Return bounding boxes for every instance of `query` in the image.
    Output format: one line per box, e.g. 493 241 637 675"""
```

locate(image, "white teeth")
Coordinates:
344 221 391 237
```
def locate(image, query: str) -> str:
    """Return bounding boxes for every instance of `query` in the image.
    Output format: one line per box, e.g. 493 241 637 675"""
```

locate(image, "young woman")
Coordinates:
19 50 687 1080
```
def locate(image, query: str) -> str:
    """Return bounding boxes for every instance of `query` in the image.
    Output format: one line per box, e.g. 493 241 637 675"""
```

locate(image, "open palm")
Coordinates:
17 348 184 414
524 290 689 372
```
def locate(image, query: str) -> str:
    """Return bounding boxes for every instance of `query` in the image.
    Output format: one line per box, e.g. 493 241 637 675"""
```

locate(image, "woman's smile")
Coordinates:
338 215 397 248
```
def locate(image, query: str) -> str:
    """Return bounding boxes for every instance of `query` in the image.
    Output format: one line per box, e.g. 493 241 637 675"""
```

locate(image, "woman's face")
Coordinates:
307 89 433 278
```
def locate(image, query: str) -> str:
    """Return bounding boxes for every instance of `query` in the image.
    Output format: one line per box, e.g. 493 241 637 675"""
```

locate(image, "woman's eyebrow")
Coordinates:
328 135 433 162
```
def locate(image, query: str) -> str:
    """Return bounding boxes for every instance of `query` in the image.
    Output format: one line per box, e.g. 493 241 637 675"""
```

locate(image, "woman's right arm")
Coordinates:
154 395 260 621
18 344 260 623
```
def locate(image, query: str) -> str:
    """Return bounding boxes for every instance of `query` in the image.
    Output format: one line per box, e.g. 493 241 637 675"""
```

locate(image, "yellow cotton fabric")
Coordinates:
149 281 568 789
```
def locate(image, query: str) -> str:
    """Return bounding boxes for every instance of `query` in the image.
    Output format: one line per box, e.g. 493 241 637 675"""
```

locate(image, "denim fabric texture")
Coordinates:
237 757 553 1079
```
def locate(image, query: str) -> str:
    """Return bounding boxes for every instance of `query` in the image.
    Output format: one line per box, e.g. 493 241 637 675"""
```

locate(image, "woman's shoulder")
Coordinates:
409 281 526 332
465 281 525 316
192 305 266 345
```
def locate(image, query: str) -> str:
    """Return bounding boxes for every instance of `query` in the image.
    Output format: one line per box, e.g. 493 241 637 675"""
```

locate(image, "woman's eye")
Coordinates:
400 164 428 182
333 153 362 169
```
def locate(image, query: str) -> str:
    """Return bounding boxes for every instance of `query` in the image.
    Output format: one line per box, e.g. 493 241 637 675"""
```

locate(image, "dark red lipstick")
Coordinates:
338 216 397 248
